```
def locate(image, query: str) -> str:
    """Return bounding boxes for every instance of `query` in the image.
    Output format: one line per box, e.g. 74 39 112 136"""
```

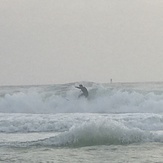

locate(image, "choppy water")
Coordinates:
1 82 163 162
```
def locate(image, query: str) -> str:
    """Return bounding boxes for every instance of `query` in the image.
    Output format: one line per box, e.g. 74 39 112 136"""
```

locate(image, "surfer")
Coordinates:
75 84 88 98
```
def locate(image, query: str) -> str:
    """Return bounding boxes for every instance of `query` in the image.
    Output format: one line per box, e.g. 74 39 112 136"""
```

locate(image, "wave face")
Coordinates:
1 82 163 114
1 113 163 147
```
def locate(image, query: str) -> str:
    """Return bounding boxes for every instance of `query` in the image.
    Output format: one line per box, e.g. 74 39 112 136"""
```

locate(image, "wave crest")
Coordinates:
25 120 153 147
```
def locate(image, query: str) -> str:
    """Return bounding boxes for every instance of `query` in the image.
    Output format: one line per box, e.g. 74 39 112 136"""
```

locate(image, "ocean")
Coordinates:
0 82 163 162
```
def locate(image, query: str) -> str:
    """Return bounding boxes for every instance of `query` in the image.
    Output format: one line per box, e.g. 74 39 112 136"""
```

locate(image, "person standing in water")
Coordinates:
75 84 88 98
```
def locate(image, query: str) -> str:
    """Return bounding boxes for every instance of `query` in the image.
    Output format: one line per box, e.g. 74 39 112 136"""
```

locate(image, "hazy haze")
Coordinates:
0 0 163 85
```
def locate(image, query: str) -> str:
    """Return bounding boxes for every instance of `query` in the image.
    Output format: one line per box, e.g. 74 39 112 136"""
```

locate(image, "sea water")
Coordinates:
0 82 163 162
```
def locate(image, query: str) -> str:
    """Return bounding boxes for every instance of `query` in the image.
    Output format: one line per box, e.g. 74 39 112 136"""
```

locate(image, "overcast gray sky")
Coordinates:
0 0 163 85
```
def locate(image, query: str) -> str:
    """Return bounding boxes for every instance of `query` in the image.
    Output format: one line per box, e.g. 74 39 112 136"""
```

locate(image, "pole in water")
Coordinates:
110 79 112 84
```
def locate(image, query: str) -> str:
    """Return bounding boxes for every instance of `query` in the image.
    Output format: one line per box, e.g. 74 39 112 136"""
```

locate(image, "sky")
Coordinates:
0 0 163 85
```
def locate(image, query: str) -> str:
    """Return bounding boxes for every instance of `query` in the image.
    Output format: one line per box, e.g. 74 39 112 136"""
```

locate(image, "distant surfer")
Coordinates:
75 84 88 98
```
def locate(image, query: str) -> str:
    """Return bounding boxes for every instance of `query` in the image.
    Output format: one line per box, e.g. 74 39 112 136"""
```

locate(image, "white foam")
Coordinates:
1 82 163 114
0 113 163 134
5 118 163 147
1 113 163 147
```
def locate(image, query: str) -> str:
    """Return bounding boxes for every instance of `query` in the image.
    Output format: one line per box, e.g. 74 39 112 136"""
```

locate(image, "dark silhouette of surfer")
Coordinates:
75 84 88 98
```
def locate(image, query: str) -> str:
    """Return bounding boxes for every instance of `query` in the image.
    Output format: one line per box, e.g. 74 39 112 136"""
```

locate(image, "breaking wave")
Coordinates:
1 82 163 114
1 82 163 148
2 117 163 148
1 113 163 147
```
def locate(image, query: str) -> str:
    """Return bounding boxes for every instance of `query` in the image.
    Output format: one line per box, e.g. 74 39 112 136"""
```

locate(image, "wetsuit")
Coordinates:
76 85 88 98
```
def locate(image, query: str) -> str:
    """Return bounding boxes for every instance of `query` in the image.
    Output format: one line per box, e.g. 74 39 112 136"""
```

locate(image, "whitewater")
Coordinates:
1 82 163 162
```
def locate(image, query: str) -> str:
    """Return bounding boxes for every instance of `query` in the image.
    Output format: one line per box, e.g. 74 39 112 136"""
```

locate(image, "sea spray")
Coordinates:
1 82 163 114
